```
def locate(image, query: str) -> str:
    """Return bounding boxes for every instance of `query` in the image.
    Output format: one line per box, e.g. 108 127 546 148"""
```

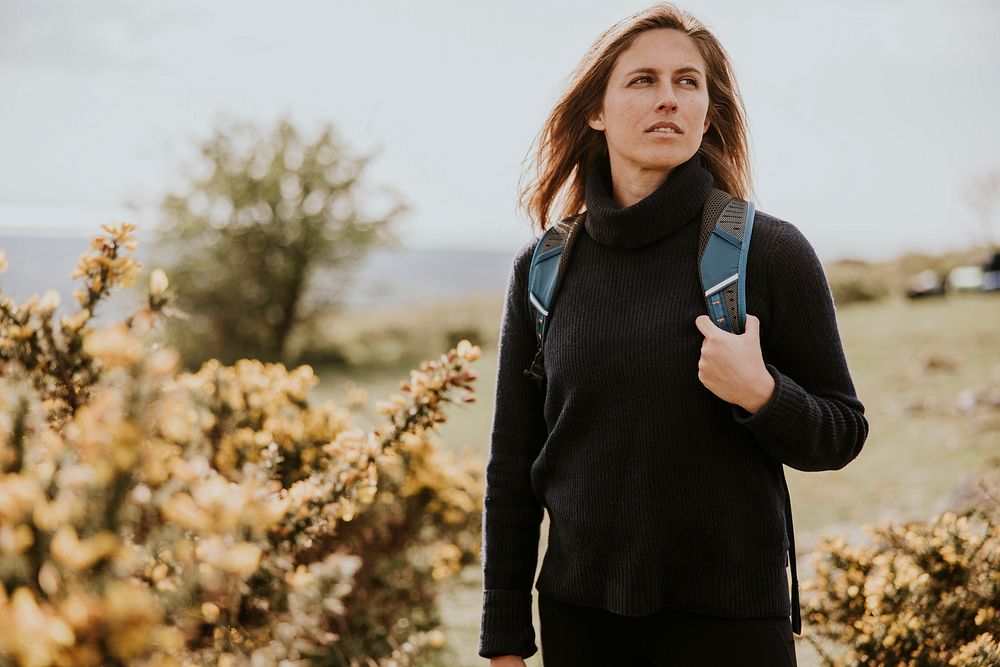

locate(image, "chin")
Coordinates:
633 154 685 172
648 148 697 169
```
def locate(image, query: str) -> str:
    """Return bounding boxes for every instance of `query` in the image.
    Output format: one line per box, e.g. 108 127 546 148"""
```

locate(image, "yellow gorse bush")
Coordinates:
0 225 483 666
803 503 1000 666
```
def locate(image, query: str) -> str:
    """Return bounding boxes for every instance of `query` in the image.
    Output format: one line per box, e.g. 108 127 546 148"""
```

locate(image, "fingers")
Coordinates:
694 314 717 337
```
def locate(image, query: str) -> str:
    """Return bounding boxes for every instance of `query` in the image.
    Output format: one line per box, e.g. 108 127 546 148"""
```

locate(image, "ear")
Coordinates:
588 108 605 132
703 114 711 135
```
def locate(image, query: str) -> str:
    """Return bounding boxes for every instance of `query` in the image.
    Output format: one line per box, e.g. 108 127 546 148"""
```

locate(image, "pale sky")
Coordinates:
1 0 998 261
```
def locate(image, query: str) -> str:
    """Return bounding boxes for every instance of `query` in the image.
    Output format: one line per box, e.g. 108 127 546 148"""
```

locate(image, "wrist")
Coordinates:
742 368 776 413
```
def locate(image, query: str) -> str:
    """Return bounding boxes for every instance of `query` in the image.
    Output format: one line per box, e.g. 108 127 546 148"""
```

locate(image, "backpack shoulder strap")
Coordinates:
523 213 585 386
697 187 755 335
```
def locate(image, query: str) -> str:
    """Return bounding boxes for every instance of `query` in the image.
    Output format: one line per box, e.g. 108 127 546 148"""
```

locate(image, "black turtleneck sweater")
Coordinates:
478 152 869 659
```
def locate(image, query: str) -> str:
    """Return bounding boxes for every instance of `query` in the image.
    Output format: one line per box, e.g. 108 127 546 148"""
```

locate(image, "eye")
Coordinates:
630 75 653 85
679 76 699 86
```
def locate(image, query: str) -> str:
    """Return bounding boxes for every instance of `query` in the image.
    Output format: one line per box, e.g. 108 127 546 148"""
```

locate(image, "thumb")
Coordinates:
743 313 760 337
694 314 716 337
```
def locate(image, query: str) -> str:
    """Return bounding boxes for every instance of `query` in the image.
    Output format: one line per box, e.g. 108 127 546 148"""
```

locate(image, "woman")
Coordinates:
478 4 868 666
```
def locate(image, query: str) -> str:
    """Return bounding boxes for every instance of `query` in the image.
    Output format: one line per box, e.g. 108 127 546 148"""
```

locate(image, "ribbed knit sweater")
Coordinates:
477 151 869 659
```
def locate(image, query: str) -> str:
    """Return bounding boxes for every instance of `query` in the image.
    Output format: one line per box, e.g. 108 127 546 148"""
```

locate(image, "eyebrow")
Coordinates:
624 66 704 77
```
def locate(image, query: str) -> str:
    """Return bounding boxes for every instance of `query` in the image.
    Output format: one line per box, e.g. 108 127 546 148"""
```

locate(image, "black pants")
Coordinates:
538 593 797 667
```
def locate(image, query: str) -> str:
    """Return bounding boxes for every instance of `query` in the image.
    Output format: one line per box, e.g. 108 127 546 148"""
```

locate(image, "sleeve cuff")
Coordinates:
478 589 538 659
731 363 808 441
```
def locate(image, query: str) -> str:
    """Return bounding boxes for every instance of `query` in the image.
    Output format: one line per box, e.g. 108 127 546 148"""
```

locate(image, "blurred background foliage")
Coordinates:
151 117 408 367
823 247 994 306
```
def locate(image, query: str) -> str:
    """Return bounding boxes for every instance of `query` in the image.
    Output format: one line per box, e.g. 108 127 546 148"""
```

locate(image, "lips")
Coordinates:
646 121 682 133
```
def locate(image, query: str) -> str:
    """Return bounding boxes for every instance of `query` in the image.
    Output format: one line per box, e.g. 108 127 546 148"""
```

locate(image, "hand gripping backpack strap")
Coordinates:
523 214 585 387
697 188 802 635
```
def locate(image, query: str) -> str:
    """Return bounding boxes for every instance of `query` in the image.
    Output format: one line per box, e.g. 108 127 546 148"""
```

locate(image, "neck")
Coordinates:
607 156 675 209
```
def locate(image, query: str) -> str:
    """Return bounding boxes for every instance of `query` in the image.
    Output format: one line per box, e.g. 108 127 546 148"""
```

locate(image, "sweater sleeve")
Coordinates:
478 237 548 660
730 220 870 472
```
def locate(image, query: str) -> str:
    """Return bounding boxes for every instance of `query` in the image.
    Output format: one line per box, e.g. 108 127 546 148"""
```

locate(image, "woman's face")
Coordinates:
588 28 711 176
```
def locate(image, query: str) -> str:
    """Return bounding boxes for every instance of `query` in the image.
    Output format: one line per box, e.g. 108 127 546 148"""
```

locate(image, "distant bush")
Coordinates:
803 498 1000 666
0 225 484 666
151 117 408 367
824 246 995 306
825 259 895 305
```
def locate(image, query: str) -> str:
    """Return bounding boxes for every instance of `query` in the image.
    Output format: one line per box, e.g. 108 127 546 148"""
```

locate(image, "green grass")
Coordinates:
310 290 1000 667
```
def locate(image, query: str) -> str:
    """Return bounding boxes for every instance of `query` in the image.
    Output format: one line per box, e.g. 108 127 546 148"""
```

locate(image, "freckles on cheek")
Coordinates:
623 96 644 114
619 100 645 127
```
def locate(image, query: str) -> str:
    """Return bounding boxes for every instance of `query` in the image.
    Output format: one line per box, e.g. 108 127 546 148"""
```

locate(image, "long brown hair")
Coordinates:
518 3 753 234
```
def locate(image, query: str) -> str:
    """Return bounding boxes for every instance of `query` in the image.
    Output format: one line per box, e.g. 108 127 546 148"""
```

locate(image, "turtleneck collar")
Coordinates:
583 151 714 248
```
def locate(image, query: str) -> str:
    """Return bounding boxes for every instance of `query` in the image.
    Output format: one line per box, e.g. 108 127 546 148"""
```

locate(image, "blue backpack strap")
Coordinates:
523 214 584 386
698 188 802 635
697 188 755 334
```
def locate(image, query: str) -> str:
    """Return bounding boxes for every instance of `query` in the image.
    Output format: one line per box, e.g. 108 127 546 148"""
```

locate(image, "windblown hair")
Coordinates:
518 2 753 234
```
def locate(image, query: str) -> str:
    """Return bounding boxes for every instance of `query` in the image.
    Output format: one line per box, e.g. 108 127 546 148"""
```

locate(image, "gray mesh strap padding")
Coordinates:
699 188 733 258
720 281 740 333
717 199 747 241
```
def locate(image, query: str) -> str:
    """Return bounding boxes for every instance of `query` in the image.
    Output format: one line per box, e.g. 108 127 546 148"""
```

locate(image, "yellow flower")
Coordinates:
103 580 160 659
975 607 997 626
201 602 220 624
83 323 143 367
50 527 119 571
59 308 91 331
149 268 169 296
161 493 211 532
59 593 95 631
38 561 60 596
226 542 262 576
254 494 291 530
39 289 61 314
0 474 43 523
146 347 180 376
7 587 75 664
338 498 356 522
190 476 249 530
195 536 261 577
0 524 34 554
456 339 481 361
284 564 314 589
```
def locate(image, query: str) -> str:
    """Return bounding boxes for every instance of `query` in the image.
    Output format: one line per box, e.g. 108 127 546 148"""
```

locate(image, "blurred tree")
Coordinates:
152 117 407 365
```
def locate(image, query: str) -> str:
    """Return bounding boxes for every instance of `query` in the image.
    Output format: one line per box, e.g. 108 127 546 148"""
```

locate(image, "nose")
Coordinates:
657 85 679 111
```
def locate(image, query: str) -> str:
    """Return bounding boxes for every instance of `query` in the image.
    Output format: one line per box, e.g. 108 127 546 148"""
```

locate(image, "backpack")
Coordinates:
521 187 802 635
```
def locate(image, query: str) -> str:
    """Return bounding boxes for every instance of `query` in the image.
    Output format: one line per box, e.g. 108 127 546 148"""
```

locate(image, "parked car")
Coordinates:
947 265 986 293
905 269 946 298
982 252 1000 292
